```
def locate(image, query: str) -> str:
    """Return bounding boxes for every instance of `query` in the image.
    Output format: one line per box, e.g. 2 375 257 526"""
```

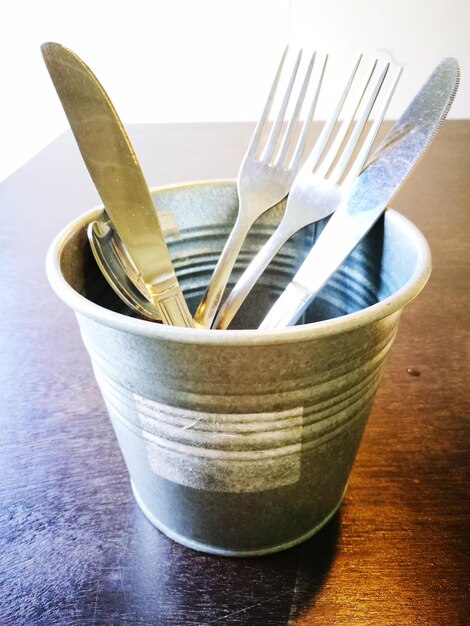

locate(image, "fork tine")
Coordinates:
273 51 318 168
283 53 328 171
342 65 403 187
316 58 378 178
328 62 392 183
244 46 290 158
301 54 363 174
260 49 302 162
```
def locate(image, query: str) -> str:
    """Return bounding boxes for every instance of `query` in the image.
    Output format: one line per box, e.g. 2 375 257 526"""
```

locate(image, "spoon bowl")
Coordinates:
87 212 161 321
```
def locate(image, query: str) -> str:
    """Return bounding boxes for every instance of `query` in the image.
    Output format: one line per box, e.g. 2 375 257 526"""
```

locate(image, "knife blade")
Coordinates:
41 42 195 328
260 57 459 330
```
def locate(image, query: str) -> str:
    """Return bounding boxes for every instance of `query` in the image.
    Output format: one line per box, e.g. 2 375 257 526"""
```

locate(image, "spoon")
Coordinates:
87 212 161 321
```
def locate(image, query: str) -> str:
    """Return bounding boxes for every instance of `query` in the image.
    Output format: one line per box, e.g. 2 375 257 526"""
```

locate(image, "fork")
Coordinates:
194 47 327 328
213 56 403 329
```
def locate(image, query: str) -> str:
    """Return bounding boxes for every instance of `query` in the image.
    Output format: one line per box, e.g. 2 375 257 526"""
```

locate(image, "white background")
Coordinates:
0 0 468 182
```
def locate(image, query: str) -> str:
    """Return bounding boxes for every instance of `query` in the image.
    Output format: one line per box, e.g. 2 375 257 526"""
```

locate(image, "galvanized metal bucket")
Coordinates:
47 180 431 556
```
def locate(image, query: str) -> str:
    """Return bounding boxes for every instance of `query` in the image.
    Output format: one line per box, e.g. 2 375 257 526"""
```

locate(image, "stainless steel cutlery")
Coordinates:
214 56 402 329
194 47 327 328
41 43 459 331
260 57 459 329
42 42 195 328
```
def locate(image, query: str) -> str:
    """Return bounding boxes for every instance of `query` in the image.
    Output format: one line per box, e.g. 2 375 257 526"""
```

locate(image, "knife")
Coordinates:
260 57 459 330
41 42 195 328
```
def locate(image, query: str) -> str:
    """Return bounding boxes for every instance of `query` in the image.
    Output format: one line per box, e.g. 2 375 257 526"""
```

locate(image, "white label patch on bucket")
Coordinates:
133 393 303 493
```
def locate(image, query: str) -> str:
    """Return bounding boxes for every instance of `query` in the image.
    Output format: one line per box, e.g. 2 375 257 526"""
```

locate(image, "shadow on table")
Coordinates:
122 507 341 625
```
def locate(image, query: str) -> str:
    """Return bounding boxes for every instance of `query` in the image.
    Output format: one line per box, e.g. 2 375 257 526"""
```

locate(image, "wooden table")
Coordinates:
1 121 468 625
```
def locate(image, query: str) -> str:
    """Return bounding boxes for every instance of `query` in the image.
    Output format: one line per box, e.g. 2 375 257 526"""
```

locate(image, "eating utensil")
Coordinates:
87 214 161 321
214 56 402 329
41 42 195 328
88 208 181 321
260 57 459 330
194 47 328 328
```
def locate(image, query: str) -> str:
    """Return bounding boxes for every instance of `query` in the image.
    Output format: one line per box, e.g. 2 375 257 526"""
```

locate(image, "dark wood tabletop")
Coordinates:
1 120 469 625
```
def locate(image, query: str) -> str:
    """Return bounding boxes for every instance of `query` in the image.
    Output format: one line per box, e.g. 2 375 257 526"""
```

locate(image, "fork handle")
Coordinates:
214 221 296 329
194 215 253 328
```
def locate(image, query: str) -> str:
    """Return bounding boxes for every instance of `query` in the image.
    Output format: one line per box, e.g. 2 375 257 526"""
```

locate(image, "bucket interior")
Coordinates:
61 181 420 329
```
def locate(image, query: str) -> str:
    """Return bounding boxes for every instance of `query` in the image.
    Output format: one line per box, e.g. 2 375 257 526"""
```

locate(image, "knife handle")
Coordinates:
259 282 313 330
147 283 196 328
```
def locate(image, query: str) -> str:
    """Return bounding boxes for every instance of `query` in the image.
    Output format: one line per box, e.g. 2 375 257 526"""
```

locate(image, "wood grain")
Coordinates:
0 121 468 625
